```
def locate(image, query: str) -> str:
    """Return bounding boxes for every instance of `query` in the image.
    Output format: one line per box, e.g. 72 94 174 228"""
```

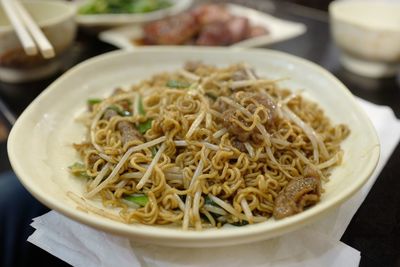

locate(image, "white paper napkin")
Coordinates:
28 98 400 267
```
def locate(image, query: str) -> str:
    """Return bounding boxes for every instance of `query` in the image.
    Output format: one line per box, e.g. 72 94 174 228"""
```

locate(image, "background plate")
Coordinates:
99 4 307 49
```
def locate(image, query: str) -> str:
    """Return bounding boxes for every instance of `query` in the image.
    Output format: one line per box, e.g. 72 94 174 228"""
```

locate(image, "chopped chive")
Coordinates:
138 96 146 115
138 119 153 134
87 98 102 105
166 80 190 89
124 194 148 207
68 162 91 179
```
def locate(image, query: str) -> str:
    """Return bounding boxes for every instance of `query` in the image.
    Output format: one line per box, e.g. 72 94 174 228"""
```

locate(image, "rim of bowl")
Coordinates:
7 47 380 244
0 0 76 32
329 1 400 33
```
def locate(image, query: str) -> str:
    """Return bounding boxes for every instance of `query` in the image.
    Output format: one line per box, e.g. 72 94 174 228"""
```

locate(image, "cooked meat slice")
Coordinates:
222 109 251 142
117 120 145 145
254 93 276 111
225 17 250 43
247 25 269 38
102 109 144 145
231 139 247 153
103 109 118 121
273 174 322 219
251 93 277 127
217 92 277 143
192 4 232 25
143 13 199 45
88 153 100 166
196 21 233 46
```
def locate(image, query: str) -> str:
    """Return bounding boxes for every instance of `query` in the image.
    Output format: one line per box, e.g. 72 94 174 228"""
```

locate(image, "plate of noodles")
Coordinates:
8 47 379 247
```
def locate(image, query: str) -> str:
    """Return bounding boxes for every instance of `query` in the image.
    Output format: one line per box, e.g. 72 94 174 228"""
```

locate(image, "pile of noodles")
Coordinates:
70 63 349 230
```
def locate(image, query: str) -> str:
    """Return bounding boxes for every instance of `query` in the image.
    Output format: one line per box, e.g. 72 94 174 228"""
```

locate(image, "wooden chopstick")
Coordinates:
0 0 37 55
12 0 55 58
0 0 55 58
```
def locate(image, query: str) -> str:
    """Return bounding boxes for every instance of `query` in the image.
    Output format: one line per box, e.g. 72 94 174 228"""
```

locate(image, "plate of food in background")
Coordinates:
99 3 307 48
76 0 192 27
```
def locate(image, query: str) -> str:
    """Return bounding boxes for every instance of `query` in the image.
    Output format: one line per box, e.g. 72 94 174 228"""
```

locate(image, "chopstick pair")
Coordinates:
0 0 55 58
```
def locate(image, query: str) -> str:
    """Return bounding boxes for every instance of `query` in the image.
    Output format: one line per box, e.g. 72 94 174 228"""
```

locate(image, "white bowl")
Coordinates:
0 0 77 83
76 0 192 27
99 4 306 49
329 1 400 78
8 47 379 247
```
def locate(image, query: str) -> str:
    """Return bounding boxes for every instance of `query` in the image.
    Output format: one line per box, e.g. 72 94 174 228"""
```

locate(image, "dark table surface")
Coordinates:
1 1 399 266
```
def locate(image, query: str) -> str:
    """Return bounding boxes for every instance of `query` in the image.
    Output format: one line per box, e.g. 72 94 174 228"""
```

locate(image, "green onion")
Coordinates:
138 119 153 134
68 162 91 179
87 98 102 106
124 194 148 207
166 80 190 89
138 96 146 115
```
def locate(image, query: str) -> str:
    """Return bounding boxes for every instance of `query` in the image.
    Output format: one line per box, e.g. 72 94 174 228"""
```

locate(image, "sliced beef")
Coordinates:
102 109 144 146
196 21 233 46
219 93 277 143
143 13 199 45
88 153 100 166
222 109 251 142
192 4 232 25
248 93 277 127
273 172 322 220
103 109 118 121
117 120 145 145
231 139 247 153
225 17 250 43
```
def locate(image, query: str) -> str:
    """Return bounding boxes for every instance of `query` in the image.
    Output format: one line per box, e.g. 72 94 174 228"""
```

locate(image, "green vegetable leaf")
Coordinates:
87 98 103 106
138 119 153 134
124 194 148 207
166 80 190 89
69 162 91 179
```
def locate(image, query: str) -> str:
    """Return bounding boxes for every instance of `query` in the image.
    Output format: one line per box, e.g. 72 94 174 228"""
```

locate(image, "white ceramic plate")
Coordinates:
76 0 192 27
99 4 306 49
8 47 379 247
